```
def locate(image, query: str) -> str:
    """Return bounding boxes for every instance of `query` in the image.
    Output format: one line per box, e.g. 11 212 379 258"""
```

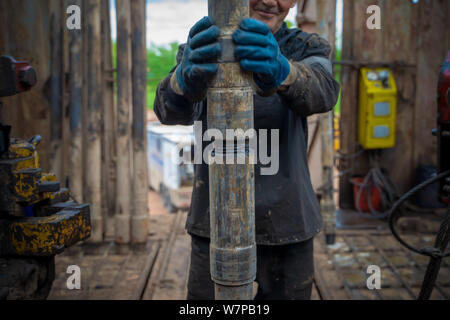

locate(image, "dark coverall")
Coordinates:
154 22 340 300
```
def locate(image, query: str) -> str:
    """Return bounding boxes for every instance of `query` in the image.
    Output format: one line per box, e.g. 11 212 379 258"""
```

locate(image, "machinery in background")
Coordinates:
358 68 398 150
351 67 399 218
389 51 450 300
0 56 91 300
147 123 194 213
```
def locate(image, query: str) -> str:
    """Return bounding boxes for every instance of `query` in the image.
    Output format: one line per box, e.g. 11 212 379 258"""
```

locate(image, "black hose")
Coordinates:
388 170 450 300
388 170 450 258
351 151 399 219
417 211 450 300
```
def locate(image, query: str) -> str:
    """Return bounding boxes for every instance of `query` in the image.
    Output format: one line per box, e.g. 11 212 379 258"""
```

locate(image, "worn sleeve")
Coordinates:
153 44 202 126
277 34 340 117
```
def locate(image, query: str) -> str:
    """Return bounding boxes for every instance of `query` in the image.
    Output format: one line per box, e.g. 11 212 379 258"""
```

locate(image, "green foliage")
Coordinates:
112 41 178 110
112 41 117 69
147 42 179 109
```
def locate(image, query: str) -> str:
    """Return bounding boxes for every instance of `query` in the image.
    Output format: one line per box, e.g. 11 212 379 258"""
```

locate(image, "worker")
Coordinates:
154 0 340 300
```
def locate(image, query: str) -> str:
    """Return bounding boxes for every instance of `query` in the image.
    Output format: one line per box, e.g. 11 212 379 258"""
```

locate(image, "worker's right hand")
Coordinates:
175 17 221 102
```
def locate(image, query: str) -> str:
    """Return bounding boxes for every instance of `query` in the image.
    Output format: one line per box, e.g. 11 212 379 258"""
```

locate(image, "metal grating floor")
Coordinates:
313 229 450 300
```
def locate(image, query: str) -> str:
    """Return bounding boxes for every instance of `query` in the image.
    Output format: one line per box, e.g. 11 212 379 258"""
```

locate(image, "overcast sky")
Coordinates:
110 0 343 48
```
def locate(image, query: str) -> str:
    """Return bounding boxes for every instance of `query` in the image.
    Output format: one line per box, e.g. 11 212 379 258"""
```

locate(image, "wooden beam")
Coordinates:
316 0 337 243
86 0 103 242
131 0 149 244
101 0 117 239
115 0 133 244
50 0 64 179
82 0 89 201
338 0 357 209
68 0 84 203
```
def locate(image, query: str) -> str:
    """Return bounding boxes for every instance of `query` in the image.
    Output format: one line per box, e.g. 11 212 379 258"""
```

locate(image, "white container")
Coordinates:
147 122 195 212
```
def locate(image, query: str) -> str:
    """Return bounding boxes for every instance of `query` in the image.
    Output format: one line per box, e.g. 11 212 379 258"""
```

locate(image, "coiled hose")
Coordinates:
351 150 398 219
388 170 450 300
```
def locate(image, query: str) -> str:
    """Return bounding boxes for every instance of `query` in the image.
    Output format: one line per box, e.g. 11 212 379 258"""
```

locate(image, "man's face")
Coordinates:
249 0 296 34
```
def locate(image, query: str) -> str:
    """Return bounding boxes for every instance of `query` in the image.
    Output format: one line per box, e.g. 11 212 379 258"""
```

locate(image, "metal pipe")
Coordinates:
50 0 63 180
130 0 149 244
86 0 103 242
68 0 83 204
320 112 336 244
115 0 133 244
207 0 256 300
317 0 336 244
100 0 117 239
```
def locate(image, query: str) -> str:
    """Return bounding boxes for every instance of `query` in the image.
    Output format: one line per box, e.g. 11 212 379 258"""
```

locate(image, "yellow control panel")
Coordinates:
358 68 397 149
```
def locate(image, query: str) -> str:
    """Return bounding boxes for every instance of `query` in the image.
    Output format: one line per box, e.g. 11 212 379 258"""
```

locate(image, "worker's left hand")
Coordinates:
233 18 291 92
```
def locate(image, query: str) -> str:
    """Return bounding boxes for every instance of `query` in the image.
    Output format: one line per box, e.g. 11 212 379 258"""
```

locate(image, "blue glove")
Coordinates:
176 16 221 102
233 18 290 92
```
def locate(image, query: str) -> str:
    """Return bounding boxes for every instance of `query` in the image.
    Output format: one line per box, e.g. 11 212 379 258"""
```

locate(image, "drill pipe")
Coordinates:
320 112 336 245
115 0 133 244
207 0 256 300
130 0 149 244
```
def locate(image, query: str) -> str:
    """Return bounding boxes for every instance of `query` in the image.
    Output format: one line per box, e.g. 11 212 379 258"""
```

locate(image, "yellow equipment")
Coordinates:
0 136 91 256
358 68 397 149
0 56 91 299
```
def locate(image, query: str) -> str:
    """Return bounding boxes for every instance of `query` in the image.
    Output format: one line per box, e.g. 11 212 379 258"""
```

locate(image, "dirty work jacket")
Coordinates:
154 23 340 245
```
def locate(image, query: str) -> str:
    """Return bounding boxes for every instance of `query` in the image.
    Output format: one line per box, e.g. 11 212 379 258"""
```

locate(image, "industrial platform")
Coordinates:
48 192 450 300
